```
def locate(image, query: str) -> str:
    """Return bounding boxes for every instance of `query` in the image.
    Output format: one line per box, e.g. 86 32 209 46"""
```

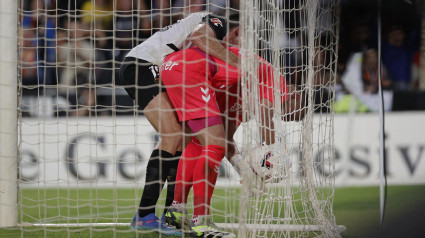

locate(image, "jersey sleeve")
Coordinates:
258 63 275 103
202 14 228 41
258 62 288 104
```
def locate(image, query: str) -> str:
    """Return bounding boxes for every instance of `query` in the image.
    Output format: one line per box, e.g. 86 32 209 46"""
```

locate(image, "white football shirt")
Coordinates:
126 12 209 66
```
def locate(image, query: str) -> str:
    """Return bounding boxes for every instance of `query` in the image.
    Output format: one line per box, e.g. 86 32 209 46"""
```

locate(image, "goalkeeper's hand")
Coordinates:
252 144 291 183
229 153 267 196
229 153 256 178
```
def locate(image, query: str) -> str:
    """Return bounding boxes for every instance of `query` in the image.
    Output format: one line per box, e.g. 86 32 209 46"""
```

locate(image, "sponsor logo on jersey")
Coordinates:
210 18 223 27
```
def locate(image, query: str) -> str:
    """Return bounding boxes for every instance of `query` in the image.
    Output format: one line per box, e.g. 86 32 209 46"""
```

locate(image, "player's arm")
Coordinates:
259 88 307 144
282 85 307 122
223 116 256 177
189 23 240 69
222 115 239 159
259 98 275 145
256 62 276 145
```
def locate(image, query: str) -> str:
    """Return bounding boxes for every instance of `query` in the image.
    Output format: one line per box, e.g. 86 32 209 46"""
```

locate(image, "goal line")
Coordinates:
0 0 344 237
23 222 346 233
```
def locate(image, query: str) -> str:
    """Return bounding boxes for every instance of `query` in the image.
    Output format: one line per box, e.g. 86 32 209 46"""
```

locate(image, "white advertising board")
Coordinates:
332 112 425 186
20 118 157 187
19 112 425 187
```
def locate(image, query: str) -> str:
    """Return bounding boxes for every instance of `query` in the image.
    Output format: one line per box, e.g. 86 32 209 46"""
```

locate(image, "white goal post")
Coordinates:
2 0 345 237
0 0 18 228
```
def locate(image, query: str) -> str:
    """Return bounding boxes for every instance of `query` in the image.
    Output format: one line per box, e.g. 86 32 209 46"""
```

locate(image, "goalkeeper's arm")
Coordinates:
259 98 275 145
258 88 307 145
282 85 307 122
222 116 255 176
188 23 240 69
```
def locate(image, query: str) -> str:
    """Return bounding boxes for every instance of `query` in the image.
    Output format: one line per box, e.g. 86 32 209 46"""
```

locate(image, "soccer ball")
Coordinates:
258 151 274 181
250 145 290 183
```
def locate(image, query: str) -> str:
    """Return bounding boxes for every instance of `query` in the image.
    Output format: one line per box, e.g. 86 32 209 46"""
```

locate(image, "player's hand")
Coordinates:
251 143 291 183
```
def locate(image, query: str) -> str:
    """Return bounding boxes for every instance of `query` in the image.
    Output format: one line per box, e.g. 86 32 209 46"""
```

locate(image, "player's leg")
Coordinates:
143 92 189 220
144 92 184 154
192 122 226 213
165 137 202 230
165 121 230 236
223 116 265 195
119 57 181 235
140 93 184 224
160 55 235 236
189 121 235 237
162 150 181 219
160 68 225 218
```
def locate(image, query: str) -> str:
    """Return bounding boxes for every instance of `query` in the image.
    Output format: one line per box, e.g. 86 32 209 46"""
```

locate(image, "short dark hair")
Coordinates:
390 24 405 33
228 13 239 30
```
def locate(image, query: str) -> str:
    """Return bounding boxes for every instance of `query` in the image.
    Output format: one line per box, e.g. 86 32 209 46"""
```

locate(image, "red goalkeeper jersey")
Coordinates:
160 46 287 122
213 47 288 123
160 47 239 121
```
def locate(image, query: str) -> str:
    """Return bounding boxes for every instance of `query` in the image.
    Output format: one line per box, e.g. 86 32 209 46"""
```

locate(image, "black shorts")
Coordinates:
118 57 166 110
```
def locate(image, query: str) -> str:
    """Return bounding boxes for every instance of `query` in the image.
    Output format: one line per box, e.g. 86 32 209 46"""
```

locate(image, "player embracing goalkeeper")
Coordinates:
159 45 306 237
120 10 306 237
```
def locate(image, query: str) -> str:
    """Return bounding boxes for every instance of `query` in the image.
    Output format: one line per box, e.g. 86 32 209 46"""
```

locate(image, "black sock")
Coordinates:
138 149 174 218
163 151 182 215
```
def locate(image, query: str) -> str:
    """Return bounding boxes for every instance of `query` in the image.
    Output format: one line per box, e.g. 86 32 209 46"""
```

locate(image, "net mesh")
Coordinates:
239 0 340 237
14 0 340 237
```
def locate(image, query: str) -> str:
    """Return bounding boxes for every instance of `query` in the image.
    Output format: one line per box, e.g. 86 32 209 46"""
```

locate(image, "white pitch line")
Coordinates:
40 208 135 224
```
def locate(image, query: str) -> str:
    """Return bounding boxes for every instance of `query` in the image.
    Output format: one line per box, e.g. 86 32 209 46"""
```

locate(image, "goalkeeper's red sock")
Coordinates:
193 145 225 216
173 139 202 205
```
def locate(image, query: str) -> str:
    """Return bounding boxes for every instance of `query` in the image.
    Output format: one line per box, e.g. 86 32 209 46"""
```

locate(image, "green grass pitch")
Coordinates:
0 185 424 238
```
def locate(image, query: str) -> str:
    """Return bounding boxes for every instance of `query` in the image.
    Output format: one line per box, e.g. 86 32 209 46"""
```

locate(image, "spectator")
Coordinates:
411 51 421 89
80 0 112 30
362 49 392 94
171 0 233 25
351 21 374 53
382 25 420 90
278 0 306 85
113 0 141 62
133 0 152 40
57 19 96 116
19 28 38 87
147 0 174 29
96 0 146 88
57 20 93 92
22 0 56 85
339 51 393 112
172 0 228 17
80 0 110 53
56 0 87 29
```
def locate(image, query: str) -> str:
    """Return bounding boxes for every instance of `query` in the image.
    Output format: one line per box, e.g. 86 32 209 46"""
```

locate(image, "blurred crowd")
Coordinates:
18 0 423 117
335 0 422 112
19 0 240 117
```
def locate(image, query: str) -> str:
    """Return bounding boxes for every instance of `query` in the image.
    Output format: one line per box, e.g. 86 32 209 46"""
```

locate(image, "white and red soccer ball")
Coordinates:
250 145 290 183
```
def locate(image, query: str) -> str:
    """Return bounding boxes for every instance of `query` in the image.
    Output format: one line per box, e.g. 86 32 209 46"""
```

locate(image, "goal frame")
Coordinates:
2 0 348 236
0 0 18 228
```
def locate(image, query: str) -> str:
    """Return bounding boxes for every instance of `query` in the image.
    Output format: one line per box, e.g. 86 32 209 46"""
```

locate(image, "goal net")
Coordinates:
0 0 343 237
238 0 342 237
